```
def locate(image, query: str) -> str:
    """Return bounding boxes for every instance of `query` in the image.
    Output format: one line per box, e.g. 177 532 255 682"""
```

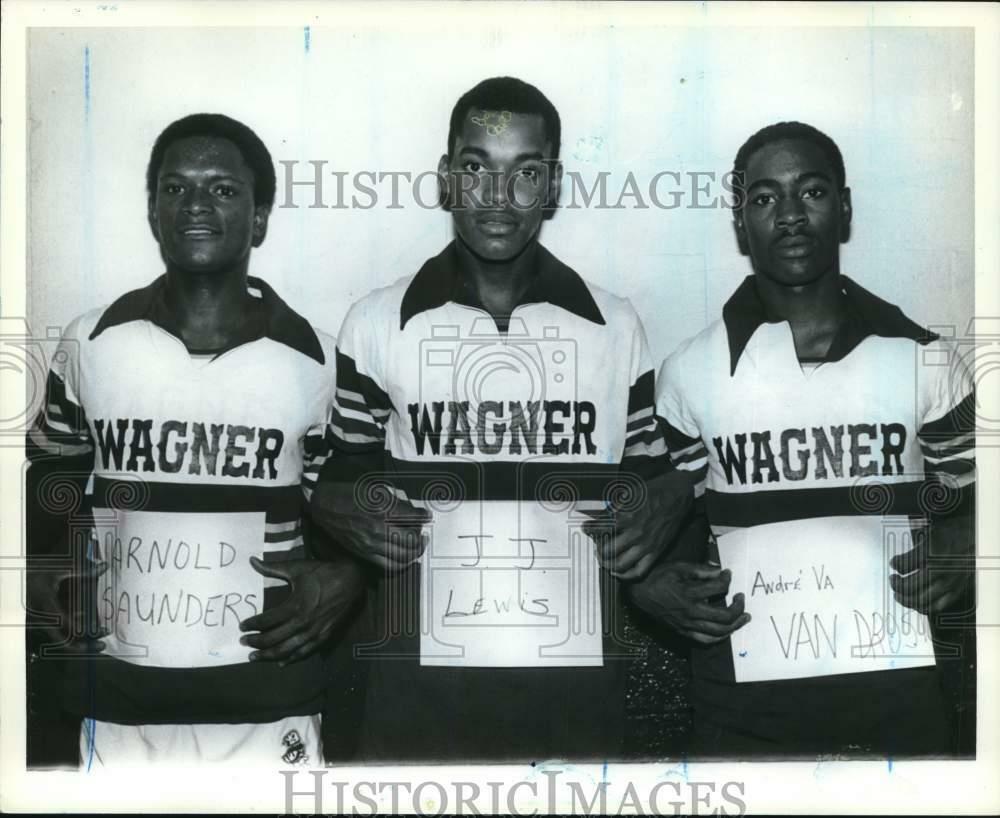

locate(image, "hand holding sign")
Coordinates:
889 512 974 614
628 559 750 644
26 558 109 655
311 481 430 572
582 469 694 581
240 556 364 665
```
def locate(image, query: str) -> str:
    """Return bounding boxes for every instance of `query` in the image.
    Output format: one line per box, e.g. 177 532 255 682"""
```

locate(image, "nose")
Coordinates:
485 170 510 207
181 187 214 215
775 198 807 230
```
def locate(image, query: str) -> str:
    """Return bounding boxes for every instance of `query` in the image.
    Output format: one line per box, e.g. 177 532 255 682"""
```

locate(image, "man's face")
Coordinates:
440 109 561 263
736 138 851 288
149 135 269 274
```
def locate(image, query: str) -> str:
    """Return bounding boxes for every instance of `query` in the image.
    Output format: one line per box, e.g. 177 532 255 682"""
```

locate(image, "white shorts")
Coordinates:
79 714 321 768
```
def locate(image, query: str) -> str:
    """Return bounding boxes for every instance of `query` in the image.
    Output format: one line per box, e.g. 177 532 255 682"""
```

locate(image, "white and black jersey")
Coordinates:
655 274 975 748
27 276 336 725
315 241 670 759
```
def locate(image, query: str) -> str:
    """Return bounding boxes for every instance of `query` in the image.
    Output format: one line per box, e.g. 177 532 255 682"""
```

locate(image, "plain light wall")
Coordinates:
27 25 974 364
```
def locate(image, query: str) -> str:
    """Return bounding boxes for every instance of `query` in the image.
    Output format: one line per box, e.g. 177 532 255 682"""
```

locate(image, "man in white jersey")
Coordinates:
25 114 362 766
631 122 975 755
310 77 690 760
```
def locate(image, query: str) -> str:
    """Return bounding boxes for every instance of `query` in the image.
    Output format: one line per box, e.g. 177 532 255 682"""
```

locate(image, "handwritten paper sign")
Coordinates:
716 515 936 683
94 510 267 667
420 500 604 667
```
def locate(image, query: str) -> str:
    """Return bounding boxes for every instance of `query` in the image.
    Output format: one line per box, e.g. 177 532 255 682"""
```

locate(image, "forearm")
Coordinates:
627 506 708 614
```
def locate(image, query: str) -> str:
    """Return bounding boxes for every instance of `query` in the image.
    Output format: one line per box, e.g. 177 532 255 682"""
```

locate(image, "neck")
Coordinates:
752 264 849 360
753 265 845 326
163 261 255 350
454 239 540 322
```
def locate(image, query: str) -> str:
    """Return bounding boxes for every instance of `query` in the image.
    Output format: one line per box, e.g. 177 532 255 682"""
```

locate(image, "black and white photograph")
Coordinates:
1 1 997 814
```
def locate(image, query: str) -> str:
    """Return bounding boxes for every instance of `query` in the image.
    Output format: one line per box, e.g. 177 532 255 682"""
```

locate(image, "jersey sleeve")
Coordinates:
916 338 976 507
655 343 708 498
27 317 93 459
25 316 95 558
301 334 338 504
316 297 394 488
619 306 673 480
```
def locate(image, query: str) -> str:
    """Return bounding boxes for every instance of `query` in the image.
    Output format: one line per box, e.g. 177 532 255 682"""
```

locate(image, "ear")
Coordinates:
147 195 160 243
839 187 852 243
546 160 563 212
251 204 271 247
437 153 451 211
732 209 749 256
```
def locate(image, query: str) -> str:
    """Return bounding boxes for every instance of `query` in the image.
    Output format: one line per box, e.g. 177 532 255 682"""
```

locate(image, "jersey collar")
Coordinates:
88 274 325 364
723 274 934 376
399 241 606 330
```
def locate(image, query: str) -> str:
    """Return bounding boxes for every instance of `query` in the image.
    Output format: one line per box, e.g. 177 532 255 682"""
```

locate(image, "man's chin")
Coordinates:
758 262 831 289
167 257 232 276
459 236 533 264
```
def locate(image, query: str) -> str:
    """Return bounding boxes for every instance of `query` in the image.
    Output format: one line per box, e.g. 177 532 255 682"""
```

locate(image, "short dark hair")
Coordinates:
448 76 561 159
732 121 846 199
146 113 276 208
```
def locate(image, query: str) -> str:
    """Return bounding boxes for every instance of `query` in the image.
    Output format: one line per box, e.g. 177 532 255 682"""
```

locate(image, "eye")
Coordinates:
517 167 540 182
163 183 184 195
801 187 827 200
751 192 776 206
214 184 237 199
462 161 484 173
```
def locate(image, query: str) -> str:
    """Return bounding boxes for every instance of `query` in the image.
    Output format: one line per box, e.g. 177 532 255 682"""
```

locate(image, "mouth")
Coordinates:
774 235 814 258
178 225 221 238
476 214 519 237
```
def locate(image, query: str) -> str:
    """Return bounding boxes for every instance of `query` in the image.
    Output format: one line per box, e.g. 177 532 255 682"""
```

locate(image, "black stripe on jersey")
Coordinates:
264 524 302 544
704 480 971 527
625 413 653 434
336 348 394 414
329 403 383 441
52 652 326 724
922 458 976 479
45 370 89 436
626 370 655 416
670 445 708 467
919 439 975 459
660 417 702 453
919 392 976 441
382 457 649 503
624 425 662 450
91 477 303 520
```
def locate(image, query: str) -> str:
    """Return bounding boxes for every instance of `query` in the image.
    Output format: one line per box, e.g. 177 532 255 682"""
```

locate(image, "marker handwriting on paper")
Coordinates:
456 534 547 569
421 501 604 667
443 589 551 618
751 564 836 596
717 516 936 682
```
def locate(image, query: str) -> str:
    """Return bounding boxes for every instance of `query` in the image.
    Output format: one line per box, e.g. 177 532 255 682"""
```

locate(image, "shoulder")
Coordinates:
311 326 338 370
657 318 727 395
579 279 642 329
64 303 118 346
664 317 727 369
344 275 414 329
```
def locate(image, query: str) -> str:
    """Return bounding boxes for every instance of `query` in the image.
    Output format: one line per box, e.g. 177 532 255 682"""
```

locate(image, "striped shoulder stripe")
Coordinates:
626 369 654 416
336 348 393 414
919 392 976 440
